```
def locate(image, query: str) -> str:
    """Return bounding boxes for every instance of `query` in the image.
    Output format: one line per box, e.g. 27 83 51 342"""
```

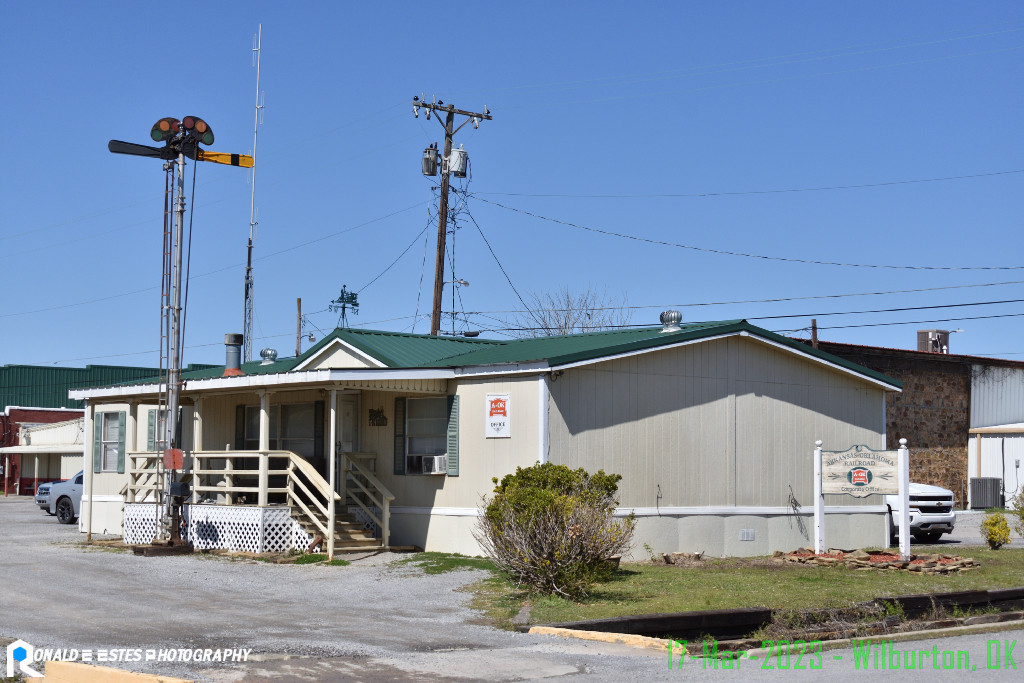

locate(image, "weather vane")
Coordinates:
330 285 359 328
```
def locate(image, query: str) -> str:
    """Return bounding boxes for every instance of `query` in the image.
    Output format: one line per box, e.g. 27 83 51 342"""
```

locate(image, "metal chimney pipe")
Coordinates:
223 333 244 376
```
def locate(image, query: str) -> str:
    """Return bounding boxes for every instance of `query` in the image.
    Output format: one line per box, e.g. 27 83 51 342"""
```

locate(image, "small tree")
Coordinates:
511 286 631 338
473 463 635 600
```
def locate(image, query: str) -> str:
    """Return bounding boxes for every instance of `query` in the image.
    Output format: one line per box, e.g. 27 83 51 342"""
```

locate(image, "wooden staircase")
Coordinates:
290 507 381 550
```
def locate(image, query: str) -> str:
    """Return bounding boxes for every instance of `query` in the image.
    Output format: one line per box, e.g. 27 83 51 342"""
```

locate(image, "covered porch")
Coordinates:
106 376 447 557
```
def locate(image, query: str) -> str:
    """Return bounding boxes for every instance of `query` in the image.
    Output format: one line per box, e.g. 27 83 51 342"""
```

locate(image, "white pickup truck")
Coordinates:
885 482 956 543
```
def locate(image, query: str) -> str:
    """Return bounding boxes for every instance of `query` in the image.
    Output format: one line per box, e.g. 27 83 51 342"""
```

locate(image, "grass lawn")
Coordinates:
461 547 1024 630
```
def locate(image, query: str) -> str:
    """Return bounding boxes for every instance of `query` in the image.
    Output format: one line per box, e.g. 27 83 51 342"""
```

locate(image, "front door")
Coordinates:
334 396 359 496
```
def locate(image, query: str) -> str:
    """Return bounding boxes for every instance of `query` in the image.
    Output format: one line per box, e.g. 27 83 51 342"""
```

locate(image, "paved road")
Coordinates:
1 497 1020 682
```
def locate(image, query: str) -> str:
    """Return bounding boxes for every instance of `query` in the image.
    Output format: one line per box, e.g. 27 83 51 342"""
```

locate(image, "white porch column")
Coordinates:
193 397 204 451
84 401 94 541
327 389 337 560
538 374 550 464
192 397 203 504
258 391 270 507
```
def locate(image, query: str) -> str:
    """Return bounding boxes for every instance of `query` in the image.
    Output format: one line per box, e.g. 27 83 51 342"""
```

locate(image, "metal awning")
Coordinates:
0 444 84 454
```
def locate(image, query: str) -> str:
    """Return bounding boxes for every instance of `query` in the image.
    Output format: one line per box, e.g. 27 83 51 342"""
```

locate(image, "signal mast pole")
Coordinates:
108 116 252 543
411 97 491 335
166 150 186 462
243 25 264 363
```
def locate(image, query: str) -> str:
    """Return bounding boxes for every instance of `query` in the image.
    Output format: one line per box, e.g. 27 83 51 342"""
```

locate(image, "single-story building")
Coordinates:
796 337 1024 508
968 424 1024 509
1 363 207 494
70 317 901 558
0 417 85 493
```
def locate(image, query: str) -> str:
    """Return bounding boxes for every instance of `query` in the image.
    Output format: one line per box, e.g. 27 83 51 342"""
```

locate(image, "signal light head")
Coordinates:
182 116 214 145
150 117 181 142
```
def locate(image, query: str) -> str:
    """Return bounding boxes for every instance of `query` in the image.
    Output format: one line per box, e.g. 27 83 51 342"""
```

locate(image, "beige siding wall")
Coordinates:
84 401 195 534
302 342 379 369
362 375 541 512
548 336 886 510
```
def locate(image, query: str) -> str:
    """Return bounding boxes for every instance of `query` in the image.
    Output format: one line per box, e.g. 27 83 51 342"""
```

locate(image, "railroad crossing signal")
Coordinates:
109 116 253 167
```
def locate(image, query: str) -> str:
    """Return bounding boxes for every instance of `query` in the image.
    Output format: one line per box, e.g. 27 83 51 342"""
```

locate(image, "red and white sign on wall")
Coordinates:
485 394 511 438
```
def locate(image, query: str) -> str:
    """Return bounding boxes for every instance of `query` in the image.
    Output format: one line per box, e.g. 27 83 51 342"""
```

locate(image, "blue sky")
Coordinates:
2 2 1022 368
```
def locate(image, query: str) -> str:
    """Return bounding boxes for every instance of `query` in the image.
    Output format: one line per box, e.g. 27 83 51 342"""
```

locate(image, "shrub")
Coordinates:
981 512 1011 549
473 463 635 600
1009 490 1024 539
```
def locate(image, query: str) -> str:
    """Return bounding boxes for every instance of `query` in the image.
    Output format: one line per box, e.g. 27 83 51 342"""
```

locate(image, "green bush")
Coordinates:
1009 490 1024 539
981 512 1011 549
474 463 635 600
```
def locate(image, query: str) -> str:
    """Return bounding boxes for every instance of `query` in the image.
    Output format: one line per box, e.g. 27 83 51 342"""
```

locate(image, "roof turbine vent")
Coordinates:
259 348 278 365
660 310 682 333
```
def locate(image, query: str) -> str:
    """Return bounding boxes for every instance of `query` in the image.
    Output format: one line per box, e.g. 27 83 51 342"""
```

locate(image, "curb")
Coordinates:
528 616 1024 656
526 626 668 652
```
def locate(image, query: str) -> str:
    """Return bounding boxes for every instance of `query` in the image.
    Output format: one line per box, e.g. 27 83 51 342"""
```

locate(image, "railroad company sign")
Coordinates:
485 394 511 438
821 445 898 497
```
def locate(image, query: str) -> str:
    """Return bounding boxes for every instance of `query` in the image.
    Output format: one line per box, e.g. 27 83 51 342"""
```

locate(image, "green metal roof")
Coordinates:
0 364 183 410
302 327 502 368
300 321 900 388
420 320 738 368
78 320 903 392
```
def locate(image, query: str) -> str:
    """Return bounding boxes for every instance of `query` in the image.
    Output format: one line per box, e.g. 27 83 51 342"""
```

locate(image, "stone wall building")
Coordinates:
797 340 1024 508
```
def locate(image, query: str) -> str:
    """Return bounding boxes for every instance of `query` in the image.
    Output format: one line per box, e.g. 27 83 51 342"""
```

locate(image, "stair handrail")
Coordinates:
345 454 394 547
285 451 341 540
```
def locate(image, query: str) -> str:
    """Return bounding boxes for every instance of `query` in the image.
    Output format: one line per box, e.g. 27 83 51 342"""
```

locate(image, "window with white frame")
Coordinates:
405 397 448 475
100 412 122 472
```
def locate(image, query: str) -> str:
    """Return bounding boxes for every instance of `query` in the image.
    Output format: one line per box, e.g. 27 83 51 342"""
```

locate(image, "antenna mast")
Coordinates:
243 24 264 363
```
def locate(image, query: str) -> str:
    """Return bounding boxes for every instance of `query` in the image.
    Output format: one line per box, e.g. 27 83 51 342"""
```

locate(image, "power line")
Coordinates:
474 168 1024 199
0 202 427 319
772 311 1024 334
462 202 543 330
357 224 430 293
459 279 1024 315
475 196 1024 271
745 298 1024 322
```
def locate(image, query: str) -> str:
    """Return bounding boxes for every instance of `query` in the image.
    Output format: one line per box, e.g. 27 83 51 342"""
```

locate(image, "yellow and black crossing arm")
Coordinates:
196 149 254 168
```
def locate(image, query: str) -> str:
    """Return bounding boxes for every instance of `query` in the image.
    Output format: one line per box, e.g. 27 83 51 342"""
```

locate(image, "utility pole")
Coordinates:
296 298 302 357
412 96 492 335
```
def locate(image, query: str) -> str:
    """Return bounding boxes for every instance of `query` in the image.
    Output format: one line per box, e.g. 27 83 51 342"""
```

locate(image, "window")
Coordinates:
406 397 447 474
92 411 125 474
147 408 187 451
242 405 279 451
235 402 324 461
394 396 458 476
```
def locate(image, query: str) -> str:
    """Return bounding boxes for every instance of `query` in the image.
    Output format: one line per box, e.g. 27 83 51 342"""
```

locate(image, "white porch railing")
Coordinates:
123 449 393 556
341 452 394 553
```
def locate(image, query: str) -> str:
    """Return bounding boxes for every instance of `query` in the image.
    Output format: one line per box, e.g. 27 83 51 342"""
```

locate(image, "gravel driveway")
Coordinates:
3 498 1018 681
0 497 667 682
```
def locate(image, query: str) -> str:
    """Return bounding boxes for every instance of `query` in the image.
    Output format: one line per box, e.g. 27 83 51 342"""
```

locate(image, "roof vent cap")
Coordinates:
259 348 278 365
660 310 682 333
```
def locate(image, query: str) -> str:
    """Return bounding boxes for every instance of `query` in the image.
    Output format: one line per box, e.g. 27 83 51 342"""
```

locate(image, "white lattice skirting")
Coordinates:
123 504 312 554
348 505 381 537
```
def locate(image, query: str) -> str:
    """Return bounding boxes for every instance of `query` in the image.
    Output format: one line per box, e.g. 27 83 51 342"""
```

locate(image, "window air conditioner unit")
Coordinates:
422 454 447 475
